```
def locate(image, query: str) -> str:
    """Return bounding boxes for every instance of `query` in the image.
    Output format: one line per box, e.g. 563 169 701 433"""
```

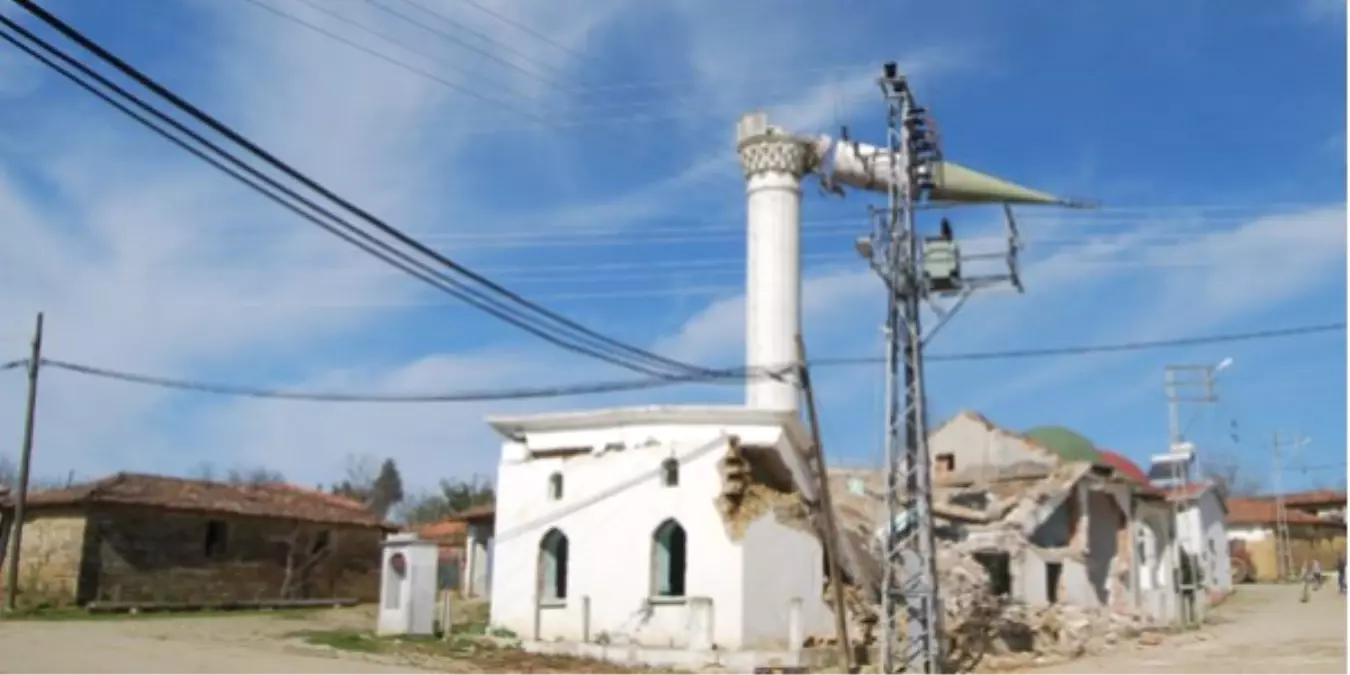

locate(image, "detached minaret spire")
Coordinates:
736 113 807 413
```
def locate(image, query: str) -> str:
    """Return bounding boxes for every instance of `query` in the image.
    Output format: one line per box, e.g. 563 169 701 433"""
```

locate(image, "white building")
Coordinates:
1148 451 1232 595
485 407 832 650
1166 484 1231 595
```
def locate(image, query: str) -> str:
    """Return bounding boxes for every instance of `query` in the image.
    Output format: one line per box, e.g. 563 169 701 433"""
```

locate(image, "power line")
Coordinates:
239 0 540 123
0 359 25 371
370 0 568 86
207 208 1339 238
4 2 721 381
32 321 1345 401
38 358 758 402
810 322 1348 366
450 0 584 61
0 21 680 380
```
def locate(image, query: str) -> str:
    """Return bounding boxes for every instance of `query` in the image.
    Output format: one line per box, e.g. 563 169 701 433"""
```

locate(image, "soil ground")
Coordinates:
1021 583 1347 674
0 585 1343 673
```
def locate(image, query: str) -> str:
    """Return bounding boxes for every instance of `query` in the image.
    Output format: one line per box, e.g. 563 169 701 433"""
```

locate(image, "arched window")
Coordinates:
651 519 687 598
539 528 569 602
548 472 563 500
661 458 679 487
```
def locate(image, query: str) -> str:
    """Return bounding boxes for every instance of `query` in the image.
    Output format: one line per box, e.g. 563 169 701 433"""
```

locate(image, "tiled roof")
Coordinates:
418 520 468 543
3 473 393 529
1280 490 1346 508
1226 497 1329 526
1096 449 1150 485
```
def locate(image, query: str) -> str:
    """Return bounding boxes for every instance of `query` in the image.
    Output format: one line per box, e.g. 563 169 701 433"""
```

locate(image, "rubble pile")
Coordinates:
826 469 1160 672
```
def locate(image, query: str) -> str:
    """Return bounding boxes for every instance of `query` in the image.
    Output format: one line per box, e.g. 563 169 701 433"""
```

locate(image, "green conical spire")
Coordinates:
929 161 1077 206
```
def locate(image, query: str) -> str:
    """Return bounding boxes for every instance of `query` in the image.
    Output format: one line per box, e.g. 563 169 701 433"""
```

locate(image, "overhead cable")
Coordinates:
449 0 585 60
239 0 542 123
4 2 723 381
0 21 689 380
0 358 25 371
39 358 769 403
34 322 1345 402
811 322 1348 366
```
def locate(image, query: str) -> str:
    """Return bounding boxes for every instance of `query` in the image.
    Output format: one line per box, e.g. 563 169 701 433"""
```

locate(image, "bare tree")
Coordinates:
225 466 287 487
271 525 334 599
189 462 218 482
1202 459 1263 497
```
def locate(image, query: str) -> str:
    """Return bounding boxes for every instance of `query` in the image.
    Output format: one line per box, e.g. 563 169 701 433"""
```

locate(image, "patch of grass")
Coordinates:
293 629 386 654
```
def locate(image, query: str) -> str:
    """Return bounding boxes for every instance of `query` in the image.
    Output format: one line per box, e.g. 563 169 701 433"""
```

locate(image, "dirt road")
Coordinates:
0 610 435 674
1 585 1343 673
1024 584 1347 674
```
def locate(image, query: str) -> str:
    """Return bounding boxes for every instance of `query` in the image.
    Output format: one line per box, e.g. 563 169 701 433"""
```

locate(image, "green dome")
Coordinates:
1024 426 1101 463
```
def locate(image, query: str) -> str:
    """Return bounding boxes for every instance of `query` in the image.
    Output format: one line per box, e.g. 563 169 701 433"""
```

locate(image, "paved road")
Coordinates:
2 585 1343 673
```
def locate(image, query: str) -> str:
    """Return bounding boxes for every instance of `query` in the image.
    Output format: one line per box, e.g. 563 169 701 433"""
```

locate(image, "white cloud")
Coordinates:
0 0 976 489
961 204 1347 411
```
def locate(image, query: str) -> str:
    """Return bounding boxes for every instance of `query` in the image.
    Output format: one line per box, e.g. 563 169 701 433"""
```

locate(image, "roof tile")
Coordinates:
4 473 392 529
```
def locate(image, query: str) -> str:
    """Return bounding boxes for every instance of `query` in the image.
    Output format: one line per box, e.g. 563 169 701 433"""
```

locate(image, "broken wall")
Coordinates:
929 413 1058 482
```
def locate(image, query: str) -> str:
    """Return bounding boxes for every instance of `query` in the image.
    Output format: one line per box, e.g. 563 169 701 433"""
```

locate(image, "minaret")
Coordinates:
736 113 807 413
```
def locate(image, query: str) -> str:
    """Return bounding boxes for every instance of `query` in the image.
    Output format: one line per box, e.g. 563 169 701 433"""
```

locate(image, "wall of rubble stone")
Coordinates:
0 510 87 606
78 505 382 605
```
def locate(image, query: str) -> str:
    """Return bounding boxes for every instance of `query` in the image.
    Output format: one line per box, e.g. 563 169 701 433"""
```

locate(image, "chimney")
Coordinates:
736 113 806 413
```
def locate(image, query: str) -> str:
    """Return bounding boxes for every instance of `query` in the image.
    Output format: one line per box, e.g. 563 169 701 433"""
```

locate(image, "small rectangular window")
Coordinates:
204 520 228 559
936 453 955 474
1046 562 1063 604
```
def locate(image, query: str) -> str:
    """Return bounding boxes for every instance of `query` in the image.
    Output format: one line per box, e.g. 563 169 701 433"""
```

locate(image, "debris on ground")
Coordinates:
822 467 1162 673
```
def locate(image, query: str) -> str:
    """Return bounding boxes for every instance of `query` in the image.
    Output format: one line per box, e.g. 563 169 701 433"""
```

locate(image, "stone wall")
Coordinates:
81 505 382 605
0 511 87 607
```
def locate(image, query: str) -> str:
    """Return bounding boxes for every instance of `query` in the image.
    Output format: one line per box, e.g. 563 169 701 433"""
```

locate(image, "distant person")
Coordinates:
1311 559 1324 590
1337 554 1346 595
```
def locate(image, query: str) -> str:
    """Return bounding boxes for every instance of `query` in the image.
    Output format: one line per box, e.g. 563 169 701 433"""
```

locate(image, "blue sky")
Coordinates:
0 0 1344 496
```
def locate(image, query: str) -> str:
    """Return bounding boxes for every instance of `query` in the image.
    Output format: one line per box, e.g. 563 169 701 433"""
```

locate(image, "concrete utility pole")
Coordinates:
1161 359 1229 628
1271 432 1308 582
861 63 1029 674
1164 359 1231 459
2 312 43 615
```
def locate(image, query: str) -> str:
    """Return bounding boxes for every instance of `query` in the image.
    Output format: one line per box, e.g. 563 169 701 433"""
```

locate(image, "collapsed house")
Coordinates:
825 412 1178 665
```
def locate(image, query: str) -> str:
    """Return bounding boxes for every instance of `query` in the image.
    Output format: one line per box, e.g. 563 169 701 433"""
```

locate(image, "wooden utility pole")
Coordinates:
2 312 43 615
795 335 854 672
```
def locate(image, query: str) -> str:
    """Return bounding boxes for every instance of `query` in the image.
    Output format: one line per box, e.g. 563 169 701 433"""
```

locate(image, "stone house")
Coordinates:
1225 496 1347 582
923 412 1178 621
0 473 395 607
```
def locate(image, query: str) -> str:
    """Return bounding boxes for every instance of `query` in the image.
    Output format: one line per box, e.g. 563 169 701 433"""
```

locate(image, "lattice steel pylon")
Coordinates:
862 62 1049 674
876 63 944 675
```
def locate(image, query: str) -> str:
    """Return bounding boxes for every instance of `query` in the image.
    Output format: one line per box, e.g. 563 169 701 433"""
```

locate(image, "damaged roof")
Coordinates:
3 473 393 529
